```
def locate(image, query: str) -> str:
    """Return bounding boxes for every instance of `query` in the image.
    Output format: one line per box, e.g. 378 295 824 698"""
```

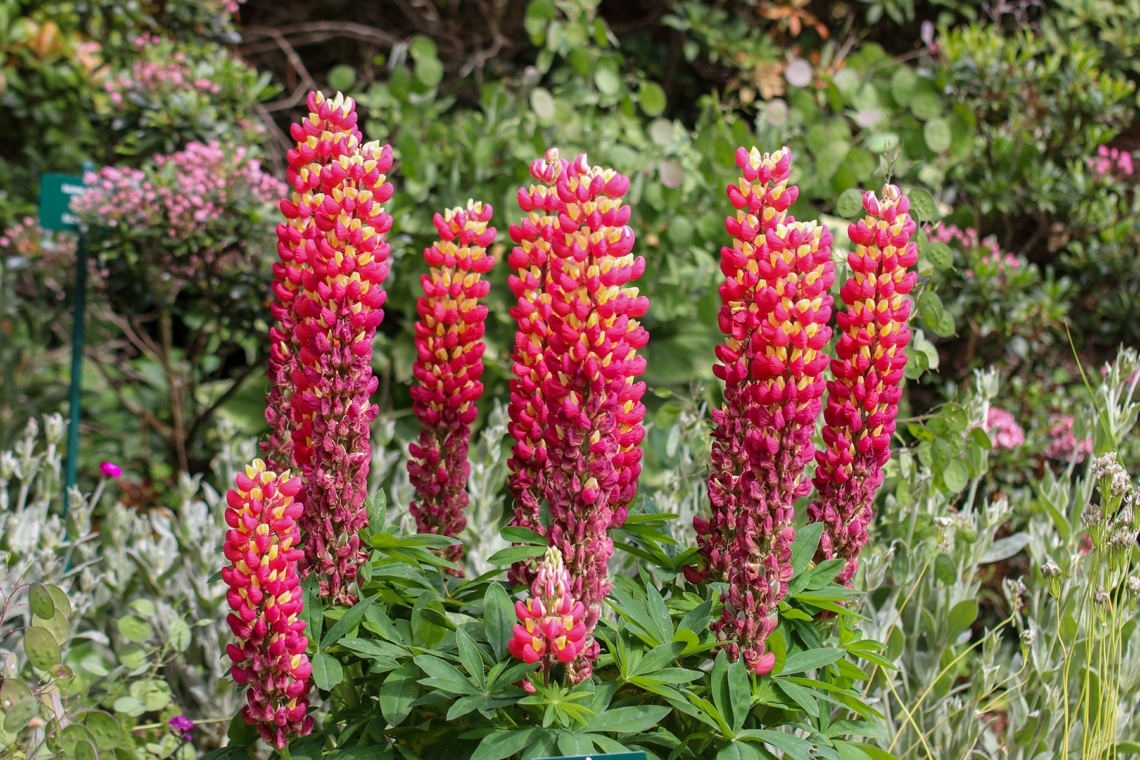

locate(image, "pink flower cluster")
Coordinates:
408 202 496 567
71 142 283 279
1045 415 1093 462
810 185 917 586
104 34 224 107
1090 145 1134 180
267 91 394 605
221 460 313 749
506 149 649 680
692 147 835 676
928 224 1018 278
509 546 588 682
985 407 1025 450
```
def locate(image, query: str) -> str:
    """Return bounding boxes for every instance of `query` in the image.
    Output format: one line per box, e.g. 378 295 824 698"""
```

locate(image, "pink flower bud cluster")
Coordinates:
985 407 1024 450
505 150 649 680
928 223 1019 279
71 142 284 281
1045 414 1092 462
407 201 496 567
1090 145 1134 180
104 41 221 107
809 185 918 585
268 91 394 604
693 147 834 676
221 460 313 749
505 152 562 587
509 546 588 677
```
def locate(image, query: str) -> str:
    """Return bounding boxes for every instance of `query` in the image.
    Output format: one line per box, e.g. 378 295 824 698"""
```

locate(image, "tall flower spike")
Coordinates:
266 91 362 473
506 149 566 588
222 460 313 749
408 201 496 568
809 185 917 585
692 146 798 586
286 93 394 604
544 153 649 681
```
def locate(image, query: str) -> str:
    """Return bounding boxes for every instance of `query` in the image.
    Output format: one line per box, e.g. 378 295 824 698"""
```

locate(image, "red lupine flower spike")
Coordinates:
692 146 798 587
809 184 917 585
222 459 313 749
408 200 496 570
509 546 588 682
506 148 567 588
543 153 648 681
274 91 394 604
266 91 362 474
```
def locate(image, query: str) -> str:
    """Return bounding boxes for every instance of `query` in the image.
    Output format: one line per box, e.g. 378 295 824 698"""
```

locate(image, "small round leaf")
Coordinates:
890 67 917 105
129 598 157 618
24 626 62 670
3 696 37 733
84 711 122 749
923 118 952 153
926 241 954 270
907 188 938 222
638 81 666 117
944 461 969 493
28 584 54 620
327 65 356 93
837 188 865 218
46 585 71 619
116 615 153 644
112 696 145 717
529 87 555 125
594 59 622 96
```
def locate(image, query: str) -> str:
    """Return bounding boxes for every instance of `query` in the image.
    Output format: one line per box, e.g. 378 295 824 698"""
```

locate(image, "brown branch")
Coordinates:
241 22 401 54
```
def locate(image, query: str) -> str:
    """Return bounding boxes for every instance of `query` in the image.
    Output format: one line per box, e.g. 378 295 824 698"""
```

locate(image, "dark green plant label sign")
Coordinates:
38 173 86 232
534 754 646 760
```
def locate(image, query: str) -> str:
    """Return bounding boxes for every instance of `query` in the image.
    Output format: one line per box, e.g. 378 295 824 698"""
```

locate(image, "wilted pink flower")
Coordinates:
509 546 588 676
408 201 496 567
985 407 1024 450
221 460 313 749
809 184 917 586
100 461 123 479
1045 415 1093 462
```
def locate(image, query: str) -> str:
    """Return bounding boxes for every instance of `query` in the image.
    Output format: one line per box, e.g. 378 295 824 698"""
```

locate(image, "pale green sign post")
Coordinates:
39 168 92 499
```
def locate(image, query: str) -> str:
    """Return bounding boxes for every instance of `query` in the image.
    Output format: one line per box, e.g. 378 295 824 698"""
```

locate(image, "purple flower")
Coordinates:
100 461 123 479
168 715 194 742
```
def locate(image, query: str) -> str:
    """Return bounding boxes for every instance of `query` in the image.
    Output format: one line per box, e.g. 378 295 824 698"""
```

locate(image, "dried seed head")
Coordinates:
933 516 955 528
1041 560 1061 578
1020 628 1036 648
1081 502 1105 528
1128 577 1140 596
1095 588 1111 606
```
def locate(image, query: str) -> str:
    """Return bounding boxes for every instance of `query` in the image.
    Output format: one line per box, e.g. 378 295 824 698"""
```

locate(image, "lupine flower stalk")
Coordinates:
265 91 362 474
509 545 588 687
506 150 564 588
271 91 394 604
542 153 649 680
809 185 917 585
408 201 496 567
691 147 798 585
221 459 313 749
693 146 834 675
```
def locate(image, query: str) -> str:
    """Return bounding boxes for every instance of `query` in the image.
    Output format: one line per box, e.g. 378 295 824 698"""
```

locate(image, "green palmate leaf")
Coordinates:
790 522 824 578
631 641 685 677
455 626 486 688
471 729 536 760
338 637 406 660
311 652 343 690
499 526 547 545
645 583 674 644
586 705 671 734
483 582 515 661
486 545 545 566
381 661 420 726
302 574 323 648
780 648 844 675
415 654 479 695
718 742 764 760
739 730 814 760
321 593 377 650
727 653 750 734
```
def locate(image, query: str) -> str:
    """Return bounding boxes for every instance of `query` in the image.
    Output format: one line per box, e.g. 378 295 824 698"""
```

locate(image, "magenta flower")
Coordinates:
809 184 918 585
985 407 1024 450
509 546 588 676
168 715 194 742
505 149 563 588
270 91 394 604
694 146 834 676
100 461 123 479
408 201 496 568
221 460 313 749
1045 415 1093 462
